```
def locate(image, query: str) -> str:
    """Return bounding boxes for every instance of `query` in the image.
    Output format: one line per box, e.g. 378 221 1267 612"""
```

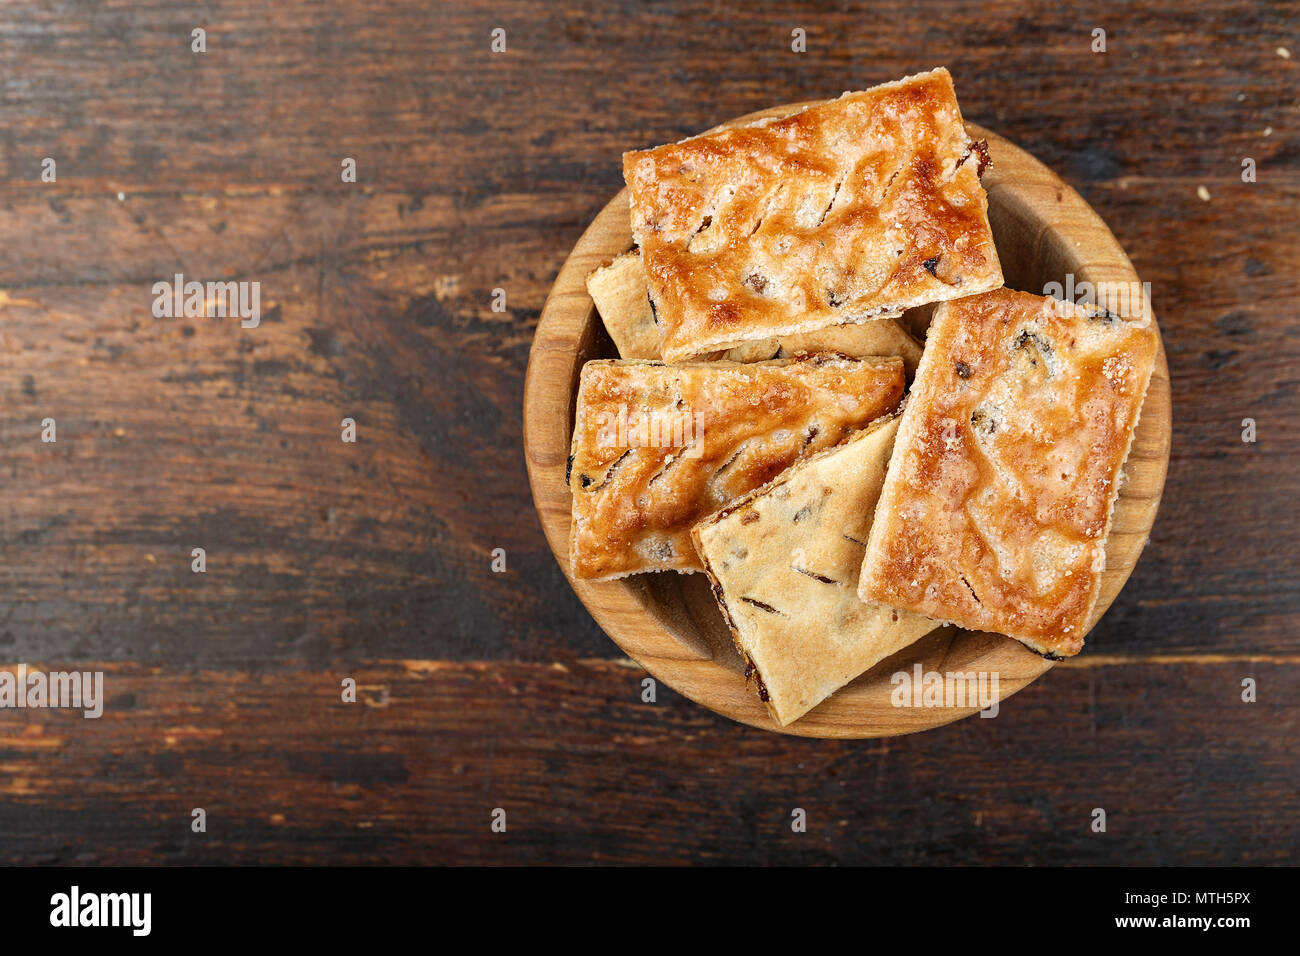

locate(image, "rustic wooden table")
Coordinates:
0 0 1294 865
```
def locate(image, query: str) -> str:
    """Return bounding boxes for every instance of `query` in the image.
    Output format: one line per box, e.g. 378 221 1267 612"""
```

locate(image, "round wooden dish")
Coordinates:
523 102 1172 738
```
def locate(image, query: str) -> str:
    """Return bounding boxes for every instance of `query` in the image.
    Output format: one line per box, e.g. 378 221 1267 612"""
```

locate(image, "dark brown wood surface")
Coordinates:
0 0 1295 864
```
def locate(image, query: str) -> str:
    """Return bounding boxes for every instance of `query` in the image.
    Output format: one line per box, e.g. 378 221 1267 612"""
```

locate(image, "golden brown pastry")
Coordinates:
623 67 1002 362
568 354 905 580
857 289 1158 658
585 250 924 372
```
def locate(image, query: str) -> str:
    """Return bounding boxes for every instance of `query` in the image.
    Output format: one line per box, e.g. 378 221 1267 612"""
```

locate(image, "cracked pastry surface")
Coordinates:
693 415 939 725
623 67 1002 362
585 249 925 373
568 354 905 580
857 289 1158 658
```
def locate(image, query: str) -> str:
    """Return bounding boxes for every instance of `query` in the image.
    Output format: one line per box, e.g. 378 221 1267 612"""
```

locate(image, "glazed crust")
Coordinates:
623 67 1002 362
568 354 905 580
693 415 938 725
857 289 1159 657
585 249 923 372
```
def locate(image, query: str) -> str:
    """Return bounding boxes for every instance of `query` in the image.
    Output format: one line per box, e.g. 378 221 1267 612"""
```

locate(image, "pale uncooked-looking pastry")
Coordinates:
585 251 663 360
693 415 939 725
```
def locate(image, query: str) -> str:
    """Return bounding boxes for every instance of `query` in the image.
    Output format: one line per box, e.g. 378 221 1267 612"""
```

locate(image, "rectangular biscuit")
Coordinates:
585 251 663 360
568 354 905 580
857 289 1159 658
693 415 939 725
585 249 924 373
623 67 1002 362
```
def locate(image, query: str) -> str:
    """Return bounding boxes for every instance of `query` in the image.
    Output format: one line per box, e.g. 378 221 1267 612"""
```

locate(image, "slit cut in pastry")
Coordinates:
568 354 905 580
857 288 1159 658
585 249 925 373
693 414 940 725
623 67 1002 362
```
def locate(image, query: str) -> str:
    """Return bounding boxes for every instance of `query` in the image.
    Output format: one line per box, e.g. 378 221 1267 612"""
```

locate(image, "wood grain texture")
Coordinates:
525 116 1171 736
0 0 1295 861
0 658 1294 865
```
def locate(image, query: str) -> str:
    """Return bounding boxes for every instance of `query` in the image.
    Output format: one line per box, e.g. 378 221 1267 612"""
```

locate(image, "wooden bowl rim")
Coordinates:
524 102 1172 738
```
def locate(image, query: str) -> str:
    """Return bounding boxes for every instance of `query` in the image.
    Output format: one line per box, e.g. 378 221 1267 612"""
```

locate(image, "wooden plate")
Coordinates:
523 103 1172 738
